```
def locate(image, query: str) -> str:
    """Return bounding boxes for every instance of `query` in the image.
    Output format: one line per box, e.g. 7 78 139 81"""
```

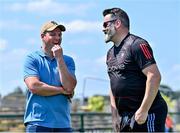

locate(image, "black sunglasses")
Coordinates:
103 19 117 28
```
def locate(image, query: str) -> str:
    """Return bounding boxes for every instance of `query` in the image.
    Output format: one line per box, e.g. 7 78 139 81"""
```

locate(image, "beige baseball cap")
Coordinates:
41 21 66 34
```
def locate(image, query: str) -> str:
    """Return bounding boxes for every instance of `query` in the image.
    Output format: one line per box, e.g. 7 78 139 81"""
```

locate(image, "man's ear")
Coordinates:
116 19 121 28
41 33 45 39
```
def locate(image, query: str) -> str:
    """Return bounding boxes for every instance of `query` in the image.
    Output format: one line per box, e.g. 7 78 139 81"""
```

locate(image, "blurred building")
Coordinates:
0 87 25 113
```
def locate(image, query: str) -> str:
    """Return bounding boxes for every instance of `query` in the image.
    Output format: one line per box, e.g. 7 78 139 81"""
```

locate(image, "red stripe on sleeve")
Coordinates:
142 44 152 59
140 44 152 59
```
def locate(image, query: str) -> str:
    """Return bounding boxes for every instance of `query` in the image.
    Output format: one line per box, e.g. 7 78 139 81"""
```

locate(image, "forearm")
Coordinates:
139 73 161 112
25 78 65 96
57 58 77 93
111 105 120 121
110 89 120 132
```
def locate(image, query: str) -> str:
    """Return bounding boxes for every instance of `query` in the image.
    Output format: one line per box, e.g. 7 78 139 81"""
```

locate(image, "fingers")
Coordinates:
135 114 147 125
135 116 146 125
134 109 148 125
113 122 120 132
137 121 145 125
60 87 69 94
51 45 63 58
62 90 71 95
51 45 61 52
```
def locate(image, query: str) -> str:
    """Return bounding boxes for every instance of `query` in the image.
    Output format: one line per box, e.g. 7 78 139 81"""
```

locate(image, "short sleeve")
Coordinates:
23 54 39 80
64 55 76 77
131 39 156 70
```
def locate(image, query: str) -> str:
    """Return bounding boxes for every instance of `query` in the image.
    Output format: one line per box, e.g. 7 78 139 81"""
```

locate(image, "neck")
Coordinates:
114 30 129 47
41 45 54 58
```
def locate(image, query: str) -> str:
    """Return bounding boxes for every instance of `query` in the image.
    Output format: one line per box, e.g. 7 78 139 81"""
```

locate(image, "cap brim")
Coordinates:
57 25 66 32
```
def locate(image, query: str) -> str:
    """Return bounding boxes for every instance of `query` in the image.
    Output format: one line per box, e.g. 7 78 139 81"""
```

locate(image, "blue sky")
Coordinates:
0 0 180 98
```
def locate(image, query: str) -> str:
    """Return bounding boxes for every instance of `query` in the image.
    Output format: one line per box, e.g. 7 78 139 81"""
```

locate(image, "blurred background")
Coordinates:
0 0 179 132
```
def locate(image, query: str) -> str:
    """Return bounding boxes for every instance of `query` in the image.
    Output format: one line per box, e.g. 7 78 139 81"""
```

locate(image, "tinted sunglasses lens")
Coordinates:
103 22 108 28
103 19 116 28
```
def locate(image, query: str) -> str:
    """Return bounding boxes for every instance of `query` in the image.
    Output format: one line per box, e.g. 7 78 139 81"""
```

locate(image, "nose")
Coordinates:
102 27 107 33
55 34 61 40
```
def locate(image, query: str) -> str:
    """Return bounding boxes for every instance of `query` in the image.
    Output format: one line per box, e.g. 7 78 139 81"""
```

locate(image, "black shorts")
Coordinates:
133 113 166 132
119 111 167 132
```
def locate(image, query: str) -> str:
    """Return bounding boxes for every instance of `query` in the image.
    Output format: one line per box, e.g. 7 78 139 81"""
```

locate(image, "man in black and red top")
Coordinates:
102 7 167 132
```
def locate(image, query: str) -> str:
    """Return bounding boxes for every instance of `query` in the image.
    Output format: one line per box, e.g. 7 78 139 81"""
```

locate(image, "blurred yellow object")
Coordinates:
80 105 93 112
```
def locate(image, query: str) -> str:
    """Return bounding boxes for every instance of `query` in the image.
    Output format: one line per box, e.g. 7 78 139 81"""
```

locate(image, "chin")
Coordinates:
105 36 111 43
105 40 110 43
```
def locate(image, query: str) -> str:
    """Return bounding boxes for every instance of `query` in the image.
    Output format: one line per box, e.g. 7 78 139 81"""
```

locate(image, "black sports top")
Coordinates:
107 33 166 113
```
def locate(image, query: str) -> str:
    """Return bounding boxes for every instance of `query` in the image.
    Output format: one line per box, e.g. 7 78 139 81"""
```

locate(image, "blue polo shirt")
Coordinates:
23 50 76 128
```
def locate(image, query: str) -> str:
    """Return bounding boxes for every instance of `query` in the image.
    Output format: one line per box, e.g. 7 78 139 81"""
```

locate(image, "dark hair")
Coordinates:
103 8 130 30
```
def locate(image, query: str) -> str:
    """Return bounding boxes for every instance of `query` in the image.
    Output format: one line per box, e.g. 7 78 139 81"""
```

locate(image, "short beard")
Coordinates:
105 26 116 43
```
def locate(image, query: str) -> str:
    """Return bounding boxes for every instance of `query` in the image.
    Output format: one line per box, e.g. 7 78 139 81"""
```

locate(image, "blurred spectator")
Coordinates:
165 114 174 132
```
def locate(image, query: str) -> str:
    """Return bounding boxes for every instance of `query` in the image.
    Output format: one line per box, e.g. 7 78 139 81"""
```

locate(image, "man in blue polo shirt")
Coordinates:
23 21 77 132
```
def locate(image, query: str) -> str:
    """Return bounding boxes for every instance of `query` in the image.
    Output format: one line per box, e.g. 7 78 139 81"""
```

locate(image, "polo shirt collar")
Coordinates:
37 49 47 57
37 49 55 61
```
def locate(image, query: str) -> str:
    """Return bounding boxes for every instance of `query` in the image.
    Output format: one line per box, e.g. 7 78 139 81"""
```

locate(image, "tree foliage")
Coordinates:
81 95 105 112
87 95 105 112
161 93 175 112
